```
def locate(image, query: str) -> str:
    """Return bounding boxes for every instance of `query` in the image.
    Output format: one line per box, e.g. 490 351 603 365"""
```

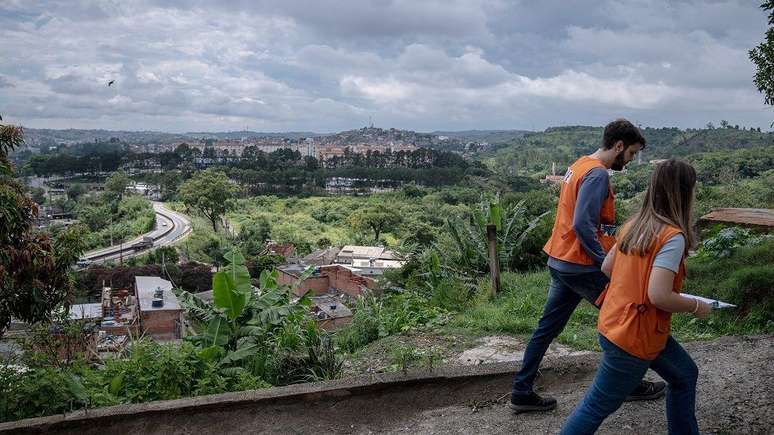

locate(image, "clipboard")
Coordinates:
682 293 736 309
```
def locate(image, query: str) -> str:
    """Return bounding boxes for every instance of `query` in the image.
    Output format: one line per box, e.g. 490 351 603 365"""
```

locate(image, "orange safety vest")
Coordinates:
543 156 616 265
597 225 687 360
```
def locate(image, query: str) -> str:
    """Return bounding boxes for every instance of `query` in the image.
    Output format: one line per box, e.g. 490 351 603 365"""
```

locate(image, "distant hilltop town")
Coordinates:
128 127 444 162
19 126 497 160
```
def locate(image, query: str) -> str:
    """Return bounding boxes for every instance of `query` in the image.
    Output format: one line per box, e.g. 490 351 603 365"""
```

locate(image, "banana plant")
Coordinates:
174 248 316 373
440 195 548 276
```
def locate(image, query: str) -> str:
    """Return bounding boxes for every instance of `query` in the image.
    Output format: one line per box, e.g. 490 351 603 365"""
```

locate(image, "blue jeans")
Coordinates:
561 335 699 435
511 267 609 395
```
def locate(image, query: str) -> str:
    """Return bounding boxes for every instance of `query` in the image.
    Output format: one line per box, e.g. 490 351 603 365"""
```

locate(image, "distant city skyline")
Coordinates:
1 1 772 132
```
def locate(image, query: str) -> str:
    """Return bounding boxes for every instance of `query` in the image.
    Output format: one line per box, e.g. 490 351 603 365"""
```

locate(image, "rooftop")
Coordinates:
310 295 353 319
338 245 386 259
135 276 181 311
699 208 774 228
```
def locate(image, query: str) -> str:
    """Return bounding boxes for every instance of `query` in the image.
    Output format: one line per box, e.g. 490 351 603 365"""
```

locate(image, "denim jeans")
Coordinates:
560 335 699 435
511 267 609 395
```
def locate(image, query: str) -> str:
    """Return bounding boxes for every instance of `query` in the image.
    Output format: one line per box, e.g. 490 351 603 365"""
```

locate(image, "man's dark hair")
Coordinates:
602 118 646 150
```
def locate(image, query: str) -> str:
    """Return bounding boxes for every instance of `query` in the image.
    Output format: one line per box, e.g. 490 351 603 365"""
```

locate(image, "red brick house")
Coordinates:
277 264 376 298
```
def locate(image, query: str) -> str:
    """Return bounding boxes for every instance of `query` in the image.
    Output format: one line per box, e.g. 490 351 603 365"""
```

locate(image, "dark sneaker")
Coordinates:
625 380 666 401
509 392 557 413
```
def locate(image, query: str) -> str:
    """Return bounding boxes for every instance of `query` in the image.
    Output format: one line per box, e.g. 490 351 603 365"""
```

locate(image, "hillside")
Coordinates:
21 128 188 146
483 125 774 176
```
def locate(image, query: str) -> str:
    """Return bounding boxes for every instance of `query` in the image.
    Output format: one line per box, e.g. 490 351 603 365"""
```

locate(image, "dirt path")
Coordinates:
379 335 773 434
208 335 772 434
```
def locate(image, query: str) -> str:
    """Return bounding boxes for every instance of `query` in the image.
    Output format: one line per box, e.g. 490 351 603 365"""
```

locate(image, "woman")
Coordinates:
560 159 712 435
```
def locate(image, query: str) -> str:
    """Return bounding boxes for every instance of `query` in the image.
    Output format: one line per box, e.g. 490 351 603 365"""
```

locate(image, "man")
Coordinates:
510 118 665 413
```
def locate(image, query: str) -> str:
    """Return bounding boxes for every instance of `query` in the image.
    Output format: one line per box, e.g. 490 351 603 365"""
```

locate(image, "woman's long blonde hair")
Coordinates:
618 159 697 256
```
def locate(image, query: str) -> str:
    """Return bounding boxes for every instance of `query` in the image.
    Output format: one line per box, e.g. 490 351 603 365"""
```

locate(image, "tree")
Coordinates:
348 204 402 242
238 217 272 257
174 142 194 159
145 245 180 265
105 170 130 200
750 1 774 106
316 237 332 249
66 183 86 201
77 204 111 231
28 186 46 205
178 169 239 231
160 171 182 201
1 122 85 337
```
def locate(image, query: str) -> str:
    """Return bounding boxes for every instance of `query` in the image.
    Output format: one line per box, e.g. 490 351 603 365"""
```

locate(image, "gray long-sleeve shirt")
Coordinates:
548 167 610 273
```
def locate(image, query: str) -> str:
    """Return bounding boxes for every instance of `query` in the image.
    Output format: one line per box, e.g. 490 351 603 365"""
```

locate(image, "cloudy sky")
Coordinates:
0 0 771 132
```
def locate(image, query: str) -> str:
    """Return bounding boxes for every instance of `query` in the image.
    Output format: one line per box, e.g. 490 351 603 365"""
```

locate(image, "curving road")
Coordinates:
81 202 191 265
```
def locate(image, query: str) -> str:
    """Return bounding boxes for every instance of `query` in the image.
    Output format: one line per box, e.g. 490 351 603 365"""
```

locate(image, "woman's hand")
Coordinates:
694 300 712 320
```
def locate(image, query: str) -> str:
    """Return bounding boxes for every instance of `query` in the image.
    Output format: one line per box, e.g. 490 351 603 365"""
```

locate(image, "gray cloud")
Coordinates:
0 0 770 132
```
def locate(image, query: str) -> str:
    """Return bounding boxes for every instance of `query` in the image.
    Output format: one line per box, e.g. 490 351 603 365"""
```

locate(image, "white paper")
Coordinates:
682 293 737 309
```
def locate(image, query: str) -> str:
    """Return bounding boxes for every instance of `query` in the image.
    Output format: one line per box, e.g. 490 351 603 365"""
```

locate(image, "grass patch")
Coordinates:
448 254 774 353
449 271 601 351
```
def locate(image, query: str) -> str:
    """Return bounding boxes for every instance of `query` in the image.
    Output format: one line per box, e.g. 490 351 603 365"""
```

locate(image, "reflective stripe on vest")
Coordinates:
543 156 616 265
597 225 686 360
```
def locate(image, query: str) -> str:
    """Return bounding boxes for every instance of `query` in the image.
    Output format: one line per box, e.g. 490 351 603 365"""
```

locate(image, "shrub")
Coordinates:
335 292 450 353
430 278 472 312
719 266 774 314
102 340 202 402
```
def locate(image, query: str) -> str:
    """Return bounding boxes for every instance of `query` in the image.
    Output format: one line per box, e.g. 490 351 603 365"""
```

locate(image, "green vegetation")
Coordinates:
1 122 85 337
178 169 239 231
0 339 268 422
749 1 774 107
347 204 402 242
486 125 772 177
1 248 340 422
75 195 156 251
450 271 601 350
335 292 451 353
104 170 130 200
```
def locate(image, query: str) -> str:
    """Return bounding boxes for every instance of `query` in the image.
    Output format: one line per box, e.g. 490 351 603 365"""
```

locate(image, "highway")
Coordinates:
81 202 192 265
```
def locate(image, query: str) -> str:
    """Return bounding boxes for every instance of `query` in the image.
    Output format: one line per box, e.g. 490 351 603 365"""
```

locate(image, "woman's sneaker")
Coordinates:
625 380 666 401
509 392 557 413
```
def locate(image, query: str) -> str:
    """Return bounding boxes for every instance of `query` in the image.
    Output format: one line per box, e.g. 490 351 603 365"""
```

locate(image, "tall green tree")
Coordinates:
104 170 130 200
178 168 239 231
750 1 774 106
0 122 85 337
348 204 402 242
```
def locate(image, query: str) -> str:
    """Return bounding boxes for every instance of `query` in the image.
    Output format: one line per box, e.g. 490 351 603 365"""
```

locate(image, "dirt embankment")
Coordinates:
3 335 771 434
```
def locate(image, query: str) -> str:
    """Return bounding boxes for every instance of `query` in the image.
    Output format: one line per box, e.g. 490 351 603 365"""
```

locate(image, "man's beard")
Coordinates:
611 150 627 171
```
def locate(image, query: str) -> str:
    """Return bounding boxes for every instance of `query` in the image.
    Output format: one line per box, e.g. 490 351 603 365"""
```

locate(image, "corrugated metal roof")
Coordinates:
69 303 103 320
338 245 385 259
699 208 774 228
